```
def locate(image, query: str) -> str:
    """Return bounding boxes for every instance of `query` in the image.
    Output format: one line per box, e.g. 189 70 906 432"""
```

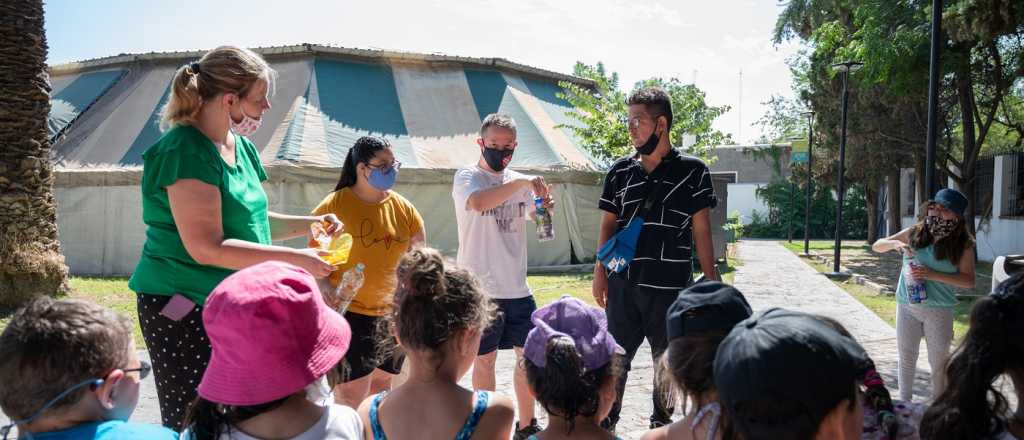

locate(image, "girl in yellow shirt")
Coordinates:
312 136 425 409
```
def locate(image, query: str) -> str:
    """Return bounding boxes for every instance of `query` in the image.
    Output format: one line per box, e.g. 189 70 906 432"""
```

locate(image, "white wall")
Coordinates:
899 155 1024 262
727 183 769 224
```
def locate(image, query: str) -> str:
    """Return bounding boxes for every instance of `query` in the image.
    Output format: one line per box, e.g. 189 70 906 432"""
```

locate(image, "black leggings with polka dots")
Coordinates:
137 293 211 431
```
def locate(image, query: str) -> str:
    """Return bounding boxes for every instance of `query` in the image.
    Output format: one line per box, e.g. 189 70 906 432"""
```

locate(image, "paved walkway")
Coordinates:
732 240 934 404
2 240 937 438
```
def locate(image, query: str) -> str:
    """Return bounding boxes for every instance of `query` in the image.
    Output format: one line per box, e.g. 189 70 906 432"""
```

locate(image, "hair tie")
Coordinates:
187 61 202 76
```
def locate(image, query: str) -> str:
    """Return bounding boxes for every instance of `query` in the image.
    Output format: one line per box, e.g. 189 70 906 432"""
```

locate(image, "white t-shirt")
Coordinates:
452 165 534 299
213 404 363 440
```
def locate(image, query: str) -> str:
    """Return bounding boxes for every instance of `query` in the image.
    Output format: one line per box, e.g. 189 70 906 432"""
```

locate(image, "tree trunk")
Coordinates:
956 60 979 237
866 182 880 244
0 0 70 306
887 167 902 236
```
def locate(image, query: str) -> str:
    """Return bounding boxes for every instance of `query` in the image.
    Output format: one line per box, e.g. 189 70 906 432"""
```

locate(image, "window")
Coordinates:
1002 154 1024 218
975 157 994 218
902 169 917 217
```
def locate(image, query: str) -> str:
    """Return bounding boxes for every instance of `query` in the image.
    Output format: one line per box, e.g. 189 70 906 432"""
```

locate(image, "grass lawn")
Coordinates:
793 249 977 340
2 257 740 351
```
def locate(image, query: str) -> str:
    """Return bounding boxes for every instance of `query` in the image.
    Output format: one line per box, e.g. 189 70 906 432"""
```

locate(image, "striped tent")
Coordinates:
49 44 599 170
47 45 614 275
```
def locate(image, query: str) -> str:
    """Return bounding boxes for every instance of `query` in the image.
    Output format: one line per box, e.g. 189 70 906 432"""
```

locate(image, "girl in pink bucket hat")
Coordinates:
181 261 360 439
356 248 515 440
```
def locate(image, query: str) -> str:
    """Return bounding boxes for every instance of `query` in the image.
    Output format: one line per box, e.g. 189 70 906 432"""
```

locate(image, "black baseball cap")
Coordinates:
665 281 752 340
713 308 870 438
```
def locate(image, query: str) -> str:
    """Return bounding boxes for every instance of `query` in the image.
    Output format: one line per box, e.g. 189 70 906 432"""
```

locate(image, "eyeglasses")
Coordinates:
625 116 658 129
123 360 152 380
0 360 154 439
367 160 402 175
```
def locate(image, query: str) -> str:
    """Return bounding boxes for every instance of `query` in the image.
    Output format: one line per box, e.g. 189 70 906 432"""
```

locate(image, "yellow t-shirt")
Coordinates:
312 188 424 316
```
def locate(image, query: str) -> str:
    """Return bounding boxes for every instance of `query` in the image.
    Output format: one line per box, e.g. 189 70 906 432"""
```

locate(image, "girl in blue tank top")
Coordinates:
872 189 977 402
357 248 515 440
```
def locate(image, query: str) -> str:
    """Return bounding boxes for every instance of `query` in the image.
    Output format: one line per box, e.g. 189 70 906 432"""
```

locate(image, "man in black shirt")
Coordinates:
592 87 718 430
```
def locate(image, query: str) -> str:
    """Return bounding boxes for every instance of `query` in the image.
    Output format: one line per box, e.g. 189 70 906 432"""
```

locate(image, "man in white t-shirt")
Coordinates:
452 113 552 440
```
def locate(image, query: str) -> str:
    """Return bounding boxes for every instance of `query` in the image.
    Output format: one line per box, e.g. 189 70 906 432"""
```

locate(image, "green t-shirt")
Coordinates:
128 125 271 304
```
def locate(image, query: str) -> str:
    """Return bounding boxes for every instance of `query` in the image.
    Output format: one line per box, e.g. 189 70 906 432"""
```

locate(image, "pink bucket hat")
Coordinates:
198 261 351 406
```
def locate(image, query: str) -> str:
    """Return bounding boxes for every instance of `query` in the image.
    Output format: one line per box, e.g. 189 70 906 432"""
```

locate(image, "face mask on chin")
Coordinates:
634 118 662 156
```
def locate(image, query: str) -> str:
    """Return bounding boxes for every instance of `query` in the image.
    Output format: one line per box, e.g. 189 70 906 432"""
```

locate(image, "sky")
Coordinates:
44 0 802 144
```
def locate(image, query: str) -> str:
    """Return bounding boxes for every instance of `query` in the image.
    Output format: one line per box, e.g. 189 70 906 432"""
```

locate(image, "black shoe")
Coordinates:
649 418 672 429
513 418 542 440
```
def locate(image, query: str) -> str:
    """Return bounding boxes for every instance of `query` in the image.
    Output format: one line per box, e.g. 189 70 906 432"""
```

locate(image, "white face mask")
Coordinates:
305 375 333 406
227 94 263 136
230 111 262 136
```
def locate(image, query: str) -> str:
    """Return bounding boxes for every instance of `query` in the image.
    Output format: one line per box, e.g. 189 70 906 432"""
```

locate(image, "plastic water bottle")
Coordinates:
534 197 555 242
337 263 365 313
903 255 928 303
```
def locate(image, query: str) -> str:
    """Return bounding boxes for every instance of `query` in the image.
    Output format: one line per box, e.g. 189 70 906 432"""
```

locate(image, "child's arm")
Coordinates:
872 227 914 254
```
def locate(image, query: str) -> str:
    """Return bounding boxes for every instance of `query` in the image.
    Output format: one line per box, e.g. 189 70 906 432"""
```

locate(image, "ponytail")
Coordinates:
159 46 274 131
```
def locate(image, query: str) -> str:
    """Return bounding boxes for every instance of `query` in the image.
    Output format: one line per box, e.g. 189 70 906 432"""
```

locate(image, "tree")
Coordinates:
558 61 732 165
772 0 1024 240
0 0 70 306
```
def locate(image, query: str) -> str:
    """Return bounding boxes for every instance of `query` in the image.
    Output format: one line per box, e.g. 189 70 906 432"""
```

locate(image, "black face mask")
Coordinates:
636 120 661 156
482 147 514 172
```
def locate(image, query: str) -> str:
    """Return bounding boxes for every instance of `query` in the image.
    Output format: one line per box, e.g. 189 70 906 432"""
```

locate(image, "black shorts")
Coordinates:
478 296 537 355
340 311 404 381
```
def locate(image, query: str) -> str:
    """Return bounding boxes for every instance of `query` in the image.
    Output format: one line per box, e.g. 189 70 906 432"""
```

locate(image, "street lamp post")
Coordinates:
925 0 942 199
829 61 863 277
802 111 815 255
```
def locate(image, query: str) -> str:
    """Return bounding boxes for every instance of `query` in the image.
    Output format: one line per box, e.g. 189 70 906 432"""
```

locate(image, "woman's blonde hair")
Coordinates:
159 46 275 131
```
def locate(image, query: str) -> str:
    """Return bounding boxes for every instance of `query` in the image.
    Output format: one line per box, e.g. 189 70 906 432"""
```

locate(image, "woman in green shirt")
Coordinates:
128 46 342 430
872 188 976 402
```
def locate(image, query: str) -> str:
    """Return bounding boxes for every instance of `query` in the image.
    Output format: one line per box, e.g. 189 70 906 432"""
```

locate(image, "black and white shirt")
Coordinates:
599 149 717 291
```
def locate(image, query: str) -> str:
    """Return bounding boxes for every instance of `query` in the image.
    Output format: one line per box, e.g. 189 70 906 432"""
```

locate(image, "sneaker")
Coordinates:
513 418 542 440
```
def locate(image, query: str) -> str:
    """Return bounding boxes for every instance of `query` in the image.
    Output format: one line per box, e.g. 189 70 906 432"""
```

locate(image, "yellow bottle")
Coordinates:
322 233 353 266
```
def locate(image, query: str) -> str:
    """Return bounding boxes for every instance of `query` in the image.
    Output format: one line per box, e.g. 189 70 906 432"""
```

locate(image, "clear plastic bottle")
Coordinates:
534 197 555 242
337 263 365 313
903 254 928 303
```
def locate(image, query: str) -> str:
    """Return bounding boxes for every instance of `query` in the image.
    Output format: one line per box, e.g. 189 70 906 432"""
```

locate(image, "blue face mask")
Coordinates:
367 165 398 191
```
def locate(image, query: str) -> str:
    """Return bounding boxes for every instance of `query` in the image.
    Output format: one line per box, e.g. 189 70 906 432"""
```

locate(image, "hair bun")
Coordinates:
404 248 446 299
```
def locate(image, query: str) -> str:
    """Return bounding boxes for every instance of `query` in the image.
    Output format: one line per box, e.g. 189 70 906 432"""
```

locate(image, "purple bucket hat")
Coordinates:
523 296 623 371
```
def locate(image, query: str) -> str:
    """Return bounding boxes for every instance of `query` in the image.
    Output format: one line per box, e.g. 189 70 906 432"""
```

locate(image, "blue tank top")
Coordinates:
896 244 959 308
369 390 489 440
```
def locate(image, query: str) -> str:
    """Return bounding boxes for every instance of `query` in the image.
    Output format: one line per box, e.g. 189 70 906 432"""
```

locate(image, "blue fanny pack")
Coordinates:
597 165 670 274
597 216 644 273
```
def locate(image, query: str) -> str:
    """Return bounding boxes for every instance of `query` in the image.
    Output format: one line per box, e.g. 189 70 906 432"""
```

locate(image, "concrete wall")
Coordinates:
708 145 791 184
726 183 769 224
